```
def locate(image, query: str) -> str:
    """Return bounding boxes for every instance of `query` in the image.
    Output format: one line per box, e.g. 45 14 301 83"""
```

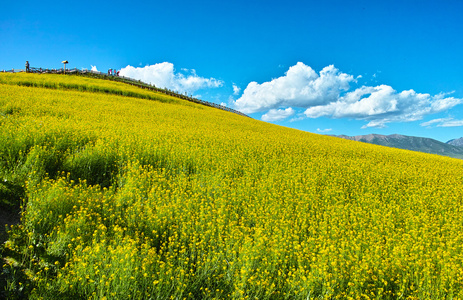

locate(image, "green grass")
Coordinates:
0 72 179 104
1 73 463 299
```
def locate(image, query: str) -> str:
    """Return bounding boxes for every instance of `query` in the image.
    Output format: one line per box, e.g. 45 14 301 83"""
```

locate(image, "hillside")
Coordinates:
1 73 463 299
334 133 463 159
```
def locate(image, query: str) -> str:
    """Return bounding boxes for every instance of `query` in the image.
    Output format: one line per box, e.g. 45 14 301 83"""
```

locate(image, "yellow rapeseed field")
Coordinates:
1 72 463 299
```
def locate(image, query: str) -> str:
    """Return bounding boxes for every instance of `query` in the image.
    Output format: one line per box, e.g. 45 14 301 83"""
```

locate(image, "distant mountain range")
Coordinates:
447 137 463 147
331 134 463 159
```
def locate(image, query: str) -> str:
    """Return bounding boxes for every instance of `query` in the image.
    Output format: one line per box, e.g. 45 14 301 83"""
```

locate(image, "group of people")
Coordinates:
108 69 120 76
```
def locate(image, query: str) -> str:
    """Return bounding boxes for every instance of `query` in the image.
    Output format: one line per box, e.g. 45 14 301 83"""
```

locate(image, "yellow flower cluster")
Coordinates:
1 73 463 299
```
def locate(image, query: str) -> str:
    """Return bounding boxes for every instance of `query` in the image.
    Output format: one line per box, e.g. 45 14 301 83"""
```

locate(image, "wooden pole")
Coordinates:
62 60 69 74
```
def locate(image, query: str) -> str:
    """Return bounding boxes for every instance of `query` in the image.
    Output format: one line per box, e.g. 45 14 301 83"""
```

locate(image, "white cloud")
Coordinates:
317 128 332 133
289 116 305 122
91 65 98 72
261 107 295 122
304 85 463 128
420 118 452 127
233 62 463 127
220 102 227 107
439 120 463 127
421 118 463 127
119 62 223 94
232 84 241 95
234 62 354 114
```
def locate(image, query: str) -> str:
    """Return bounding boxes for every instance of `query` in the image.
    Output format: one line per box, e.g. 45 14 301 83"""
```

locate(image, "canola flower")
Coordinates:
1 73 463 299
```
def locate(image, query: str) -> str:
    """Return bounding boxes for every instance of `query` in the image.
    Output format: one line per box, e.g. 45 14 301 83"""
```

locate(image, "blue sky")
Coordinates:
1 0 462 142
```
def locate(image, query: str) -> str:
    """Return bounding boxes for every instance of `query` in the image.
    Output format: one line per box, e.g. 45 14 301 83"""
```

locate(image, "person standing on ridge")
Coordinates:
25 61 30 73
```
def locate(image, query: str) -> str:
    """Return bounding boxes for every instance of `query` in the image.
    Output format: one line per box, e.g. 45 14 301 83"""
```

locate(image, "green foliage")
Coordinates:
63 144 119 188
0 72 178 104
1 73 463 299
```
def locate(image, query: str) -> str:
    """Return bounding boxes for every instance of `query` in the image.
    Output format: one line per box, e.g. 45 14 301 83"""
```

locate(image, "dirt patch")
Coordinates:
0 207 21 241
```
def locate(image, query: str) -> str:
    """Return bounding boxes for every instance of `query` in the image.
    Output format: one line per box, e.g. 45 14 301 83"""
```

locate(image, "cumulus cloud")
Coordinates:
233 84 241 95
234 62 354 114
304 86 463 128
421 118 463 127
317 128 332 133
119 62 223 94
91 65 98 72
233 62 463 127
261 107 295 122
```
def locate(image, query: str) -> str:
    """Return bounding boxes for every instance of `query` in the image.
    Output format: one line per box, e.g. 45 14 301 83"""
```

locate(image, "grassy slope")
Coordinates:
1 73 463 299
